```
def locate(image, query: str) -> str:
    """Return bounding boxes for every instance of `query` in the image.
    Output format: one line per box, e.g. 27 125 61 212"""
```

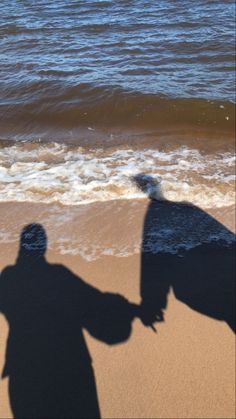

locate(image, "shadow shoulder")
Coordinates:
0 266 16 308
48 262 80 279
0 265 15 280
48 262 87 287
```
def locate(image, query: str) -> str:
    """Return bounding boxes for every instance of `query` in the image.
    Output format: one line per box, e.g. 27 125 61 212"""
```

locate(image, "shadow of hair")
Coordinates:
134 174 235 332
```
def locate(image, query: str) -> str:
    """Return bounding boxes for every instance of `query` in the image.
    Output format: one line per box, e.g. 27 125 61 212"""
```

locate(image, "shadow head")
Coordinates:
132 173 165 201
19 223 47 259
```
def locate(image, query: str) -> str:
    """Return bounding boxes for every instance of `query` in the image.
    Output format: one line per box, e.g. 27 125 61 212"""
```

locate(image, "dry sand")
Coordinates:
0 201 235 419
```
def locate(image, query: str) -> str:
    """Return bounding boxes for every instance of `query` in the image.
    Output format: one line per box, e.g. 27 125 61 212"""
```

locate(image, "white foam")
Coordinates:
0 142 235 209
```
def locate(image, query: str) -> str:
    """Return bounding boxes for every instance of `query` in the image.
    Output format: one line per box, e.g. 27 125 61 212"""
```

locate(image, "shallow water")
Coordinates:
0 200 235 261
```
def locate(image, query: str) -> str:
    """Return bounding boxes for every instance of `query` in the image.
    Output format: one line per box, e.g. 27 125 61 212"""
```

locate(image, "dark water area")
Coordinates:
0 0 235 142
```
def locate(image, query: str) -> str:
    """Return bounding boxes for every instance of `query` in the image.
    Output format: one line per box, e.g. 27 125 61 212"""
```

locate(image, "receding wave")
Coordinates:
0 141 235 209
0 201 234 261
0 85 235 141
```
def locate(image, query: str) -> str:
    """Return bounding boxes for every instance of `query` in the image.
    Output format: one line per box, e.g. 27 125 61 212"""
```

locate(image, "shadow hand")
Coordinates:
139 304 164 332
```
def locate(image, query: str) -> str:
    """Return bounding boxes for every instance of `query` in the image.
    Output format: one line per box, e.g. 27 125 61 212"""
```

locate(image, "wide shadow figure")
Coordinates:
134 174 235 333
0 224 137 418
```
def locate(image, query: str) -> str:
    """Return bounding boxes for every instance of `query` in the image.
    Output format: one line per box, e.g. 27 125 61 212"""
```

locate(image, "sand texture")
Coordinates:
0 201 235 419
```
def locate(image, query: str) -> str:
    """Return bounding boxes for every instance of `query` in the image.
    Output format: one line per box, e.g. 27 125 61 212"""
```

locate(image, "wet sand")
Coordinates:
0 201 235 419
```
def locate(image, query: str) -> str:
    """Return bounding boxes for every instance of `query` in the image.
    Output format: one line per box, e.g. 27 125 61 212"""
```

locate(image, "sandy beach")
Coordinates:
0 200 235 419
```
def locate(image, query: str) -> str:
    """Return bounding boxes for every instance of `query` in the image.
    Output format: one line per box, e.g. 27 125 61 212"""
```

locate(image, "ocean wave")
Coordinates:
0 142 235 209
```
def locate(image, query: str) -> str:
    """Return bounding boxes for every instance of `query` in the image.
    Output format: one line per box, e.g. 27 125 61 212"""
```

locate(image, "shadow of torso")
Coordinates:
0 258 133 418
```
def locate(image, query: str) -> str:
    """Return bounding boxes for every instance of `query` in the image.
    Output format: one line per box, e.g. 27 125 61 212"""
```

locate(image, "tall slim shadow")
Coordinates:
134 174 235 333
0 224 138 419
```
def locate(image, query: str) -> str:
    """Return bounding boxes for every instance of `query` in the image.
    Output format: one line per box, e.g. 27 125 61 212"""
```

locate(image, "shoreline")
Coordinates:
0 127 235 153
0 200 235 262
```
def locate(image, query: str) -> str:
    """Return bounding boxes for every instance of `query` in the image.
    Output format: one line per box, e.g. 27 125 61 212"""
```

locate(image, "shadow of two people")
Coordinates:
0 174 235 418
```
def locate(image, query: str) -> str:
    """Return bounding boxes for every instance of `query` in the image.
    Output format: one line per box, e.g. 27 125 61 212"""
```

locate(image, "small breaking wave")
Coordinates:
0 141 235 209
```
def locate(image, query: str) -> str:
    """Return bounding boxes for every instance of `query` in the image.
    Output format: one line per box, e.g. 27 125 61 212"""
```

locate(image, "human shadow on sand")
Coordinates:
0 224 138 419
134 174 235 333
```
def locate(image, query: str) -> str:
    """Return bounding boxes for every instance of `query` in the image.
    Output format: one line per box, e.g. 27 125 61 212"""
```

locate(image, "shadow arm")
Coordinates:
82 287 137 344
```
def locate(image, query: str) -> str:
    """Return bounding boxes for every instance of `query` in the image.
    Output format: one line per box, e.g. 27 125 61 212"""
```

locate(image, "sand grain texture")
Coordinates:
0 202 235 419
